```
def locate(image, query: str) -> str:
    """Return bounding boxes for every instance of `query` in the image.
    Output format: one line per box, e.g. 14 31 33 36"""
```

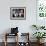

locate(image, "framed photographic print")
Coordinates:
37 0 46 18
36 0 46 26
10 7 26 20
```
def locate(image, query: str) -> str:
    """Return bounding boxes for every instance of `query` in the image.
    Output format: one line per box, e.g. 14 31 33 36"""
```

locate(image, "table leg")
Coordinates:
4 34 7 46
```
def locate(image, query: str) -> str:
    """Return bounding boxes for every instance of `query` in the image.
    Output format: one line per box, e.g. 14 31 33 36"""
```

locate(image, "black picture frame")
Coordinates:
10 7 26 20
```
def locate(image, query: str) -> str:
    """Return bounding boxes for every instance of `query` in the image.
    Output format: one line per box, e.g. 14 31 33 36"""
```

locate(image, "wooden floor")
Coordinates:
0 42 46 46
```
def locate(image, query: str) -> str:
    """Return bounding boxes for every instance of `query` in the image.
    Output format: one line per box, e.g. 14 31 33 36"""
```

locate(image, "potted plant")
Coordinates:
32 24 45 30
33 32 46 43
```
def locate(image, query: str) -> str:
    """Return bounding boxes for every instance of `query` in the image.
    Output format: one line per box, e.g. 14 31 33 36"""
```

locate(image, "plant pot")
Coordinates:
37 39 44 44
37 39 40 43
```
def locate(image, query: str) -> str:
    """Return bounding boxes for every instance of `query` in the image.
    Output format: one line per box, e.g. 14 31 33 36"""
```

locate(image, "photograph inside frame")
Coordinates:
10 7 26 20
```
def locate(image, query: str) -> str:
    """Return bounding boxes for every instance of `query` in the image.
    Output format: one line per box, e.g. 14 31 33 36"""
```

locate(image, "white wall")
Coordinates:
0 0 37 42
